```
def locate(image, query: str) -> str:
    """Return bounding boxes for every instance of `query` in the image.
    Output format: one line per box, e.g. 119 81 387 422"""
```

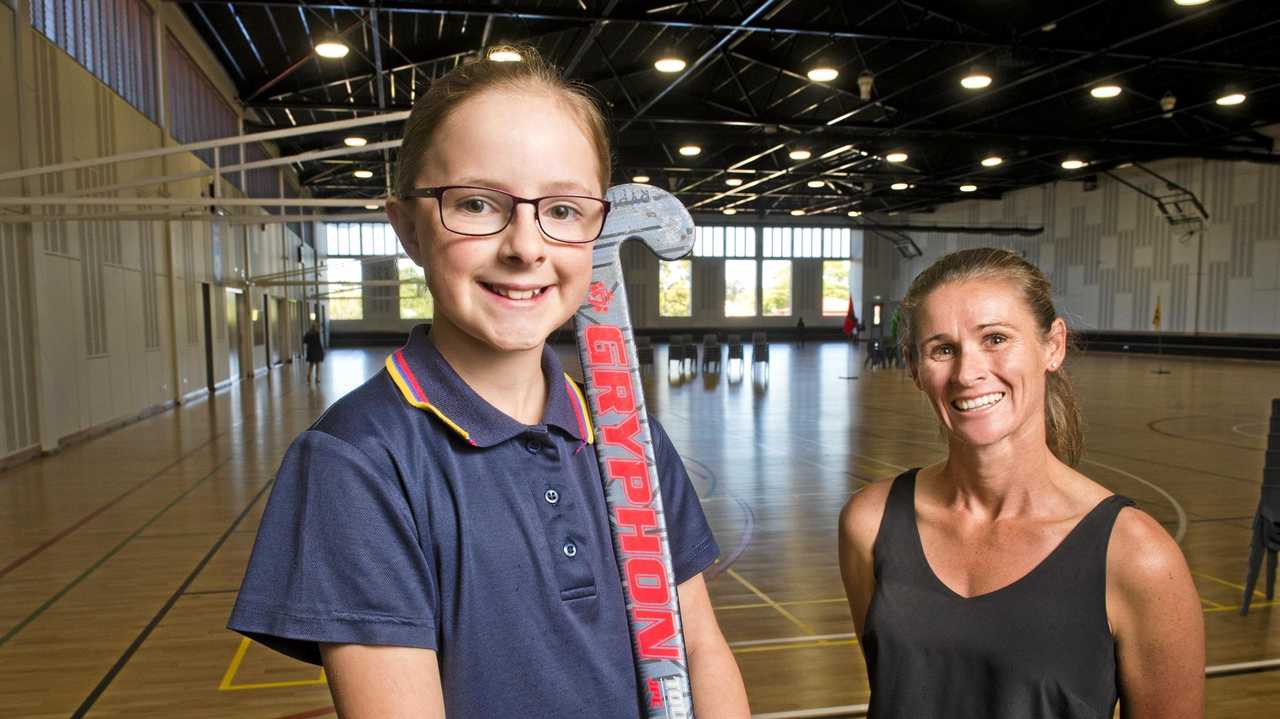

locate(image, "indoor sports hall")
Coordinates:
1 1 1278 717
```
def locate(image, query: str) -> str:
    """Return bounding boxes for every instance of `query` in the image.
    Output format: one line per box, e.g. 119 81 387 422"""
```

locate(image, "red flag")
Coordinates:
842 297 858 336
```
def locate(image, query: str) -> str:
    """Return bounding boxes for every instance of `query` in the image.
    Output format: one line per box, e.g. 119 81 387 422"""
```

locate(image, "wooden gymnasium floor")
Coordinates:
1 340 1277 718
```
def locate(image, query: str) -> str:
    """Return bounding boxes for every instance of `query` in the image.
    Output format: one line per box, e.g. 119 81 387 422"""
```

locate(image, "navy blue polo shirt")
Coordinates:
228 324 719 717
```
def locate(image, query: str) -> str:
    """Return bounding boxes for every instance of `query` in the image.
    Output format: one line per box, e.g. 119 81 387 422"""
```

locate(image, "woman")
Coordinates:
839 248 1204 718
303 321 324 383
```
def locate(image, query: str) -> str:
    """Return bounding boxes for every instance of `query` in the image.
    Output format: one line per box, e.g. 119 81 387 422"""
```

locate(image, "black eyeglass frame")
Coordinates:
402 185 612 244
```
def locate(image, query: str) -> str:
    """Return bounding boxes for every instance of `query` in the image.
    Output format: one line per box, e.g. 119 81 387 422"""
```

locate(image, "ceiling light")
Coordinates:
891 182 910 191
960 70 992 90
722 208 738 215
678 144 701 157
847 210 862 217
789 148 812 161
981 156 1003 167
807 179 825 188
857 70 875 101
1160 91 1177 118
885 151 908 163
343 136 367 147
1090 84 1122 99
353 169 374 179
632 175 650 183
790 209 806 216
488 48 523 63
364 204 379 210
959 184 978 192
1061 159 1087 170
654 57 686 73
315 41 349 59
1173 0 1211 6
807 66 839 82
725 177 744 187
1216 92 1246 106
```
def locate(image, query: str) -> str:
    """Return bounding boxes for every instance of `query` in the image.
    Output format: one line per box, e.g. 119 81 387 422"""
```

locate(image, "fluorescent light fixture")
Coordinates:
1090 84 1122 99
807 179 826 188
364 204 379 210
725 177 744 187
1216 92 1246 106
788 148 812 161
847 210 862 217
632 175 650 183
343 136 367 147
807 66 839 82
315 41 349 59
790 209 805 216
885 152 908 163
488 48 523 62
654 57 686 73
1061 159 1087 170
721 208 737 215
678 144 701 156
353 169 374 179
981 156 1003 167
891 182 909 191
959 184 978 192
1173 0 1211 5
820 144 853 159
961 71 992 90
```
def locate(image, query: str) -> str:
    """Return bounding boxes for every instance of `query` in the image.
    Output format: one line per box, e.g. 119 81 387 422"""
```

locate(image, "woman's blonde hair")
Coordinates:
394 44 612 197
897 247 1084 465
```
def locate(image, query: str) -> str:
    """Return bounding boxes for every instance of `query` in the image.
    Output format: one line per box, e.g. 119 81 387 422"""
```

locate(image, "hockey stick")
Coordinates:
575 184 696 718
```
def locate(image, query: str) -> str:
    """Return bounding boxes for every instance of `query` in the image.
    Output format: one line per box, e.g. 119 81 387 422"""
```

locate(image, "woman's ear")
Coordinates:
386 198 422 265
1045 317 1067 370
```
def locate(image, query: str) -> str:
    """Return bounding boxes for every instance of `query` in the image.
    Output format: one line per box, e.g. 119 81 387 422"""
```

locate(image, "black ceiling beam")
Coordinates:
166 1 1280 76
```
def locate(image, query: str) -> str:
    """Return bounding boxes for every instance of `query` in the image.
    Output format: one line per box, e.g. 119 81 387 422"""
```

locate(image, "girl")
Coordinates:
839 248 1204 718
230 46 749 717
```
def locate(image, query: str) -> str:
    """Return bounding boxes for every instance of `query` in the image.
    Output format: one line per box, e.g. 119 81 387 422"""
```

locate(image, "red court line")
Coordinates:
0 435 221 580
275 706 336 719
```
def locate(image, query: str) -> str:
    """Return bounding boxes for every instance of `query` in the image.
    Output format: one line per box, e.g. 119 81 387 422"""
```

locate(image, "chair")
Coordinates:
678 334 699 375
701 333 722 373
635 335 654 373
667 336 686 373
1242 397 1280 614
726 334 744 371
751 331 770 367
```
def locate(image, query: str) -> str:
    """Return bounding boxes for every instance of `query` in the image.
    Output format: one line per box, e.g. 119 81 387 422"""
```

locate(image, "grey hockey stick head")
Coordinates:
594 184 695 264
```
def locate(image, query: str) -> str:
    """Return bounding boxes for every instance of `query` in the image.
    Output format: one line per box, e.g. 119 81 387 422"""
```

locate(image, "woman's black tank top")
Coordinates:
863 469 1134 719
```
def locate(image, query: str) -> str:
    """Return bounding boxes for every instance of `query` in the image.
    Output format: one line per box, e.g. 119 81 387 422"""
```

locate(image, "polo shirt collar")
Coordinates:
386 325 594 449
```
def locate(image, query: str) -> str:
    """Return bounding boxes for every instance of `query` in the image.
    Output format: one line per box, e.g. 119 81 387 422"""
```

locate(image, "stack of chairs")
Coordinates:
1242 397 1280 614
727 334 744 371
751 332 770 368
701 334 722 373
680 334 700 374
635 335 654 374
667 335 686 373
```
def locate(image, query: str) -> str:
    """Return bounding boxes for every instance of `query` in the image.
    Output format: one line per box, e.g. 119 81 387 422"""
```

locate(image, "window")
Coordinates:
694 226 754 257
822 260 850 317
166 33 237 169
659 259 692 317
398 259 433 320
326 259 363 320
761 226 852 258
762 260 792 316
32 0 158 121
724 260 756 317
326 223 400 257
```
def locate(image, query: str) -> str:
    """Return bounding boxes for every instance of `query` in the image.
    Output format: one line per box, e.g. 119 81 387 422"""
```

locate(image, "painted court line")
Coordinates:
1081 458 1187 543
219 637 326 691
724 568 818 636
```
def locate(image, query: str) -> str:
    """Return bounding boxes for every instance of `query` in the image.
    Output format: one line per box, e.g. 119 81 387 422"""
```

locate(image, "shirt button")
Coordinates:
525 440 541 454
562 541 578 558
544 488 560 505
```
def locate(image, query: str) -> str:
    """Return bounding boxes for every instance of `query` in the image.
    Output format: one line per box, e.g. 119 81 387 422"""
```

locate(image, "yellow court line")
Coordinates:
1203 600 1280 614
724 568 818 636
717 597 847 612
1192 570 1267 599
1200 596 1227 609
218 637 328 692
733 638 859 655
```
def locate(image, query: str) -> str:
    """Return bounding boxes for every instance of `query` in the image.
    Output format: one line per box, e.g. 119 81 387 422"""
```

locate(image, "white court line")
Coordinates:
729 632 854 648
1231 422 1267 439
1082 458 1188 544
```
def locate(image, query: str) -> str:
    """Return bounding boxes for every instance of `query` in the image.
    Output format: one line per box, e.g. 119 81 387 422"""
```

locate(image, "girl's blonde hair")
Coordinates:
898 247 1083 465
394 44 612 197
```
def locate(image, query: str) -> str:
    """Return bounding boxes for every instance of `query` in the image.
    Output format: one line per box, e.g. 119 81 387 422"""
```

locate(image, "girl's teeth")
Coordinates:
488 284 544 300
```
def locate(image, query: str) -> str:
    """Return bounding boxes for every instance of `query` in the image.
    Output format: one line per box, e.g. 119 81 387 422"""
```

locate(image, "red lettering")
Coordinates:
617 507 661 554
584 325 626 367
627 556 671 606
600 413 645 462
606 457 653 505
635 607 681 660
592 368 635 415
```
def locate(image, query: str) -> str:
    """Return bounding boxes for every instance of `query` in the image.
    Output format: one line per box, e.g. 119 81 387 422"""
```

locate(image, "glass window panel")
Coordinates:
659 259 693 317
822 260 851 316
398 258 433 319
326 258 363 320
762 260 792 317
724 259 756 317
713 226 724 257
